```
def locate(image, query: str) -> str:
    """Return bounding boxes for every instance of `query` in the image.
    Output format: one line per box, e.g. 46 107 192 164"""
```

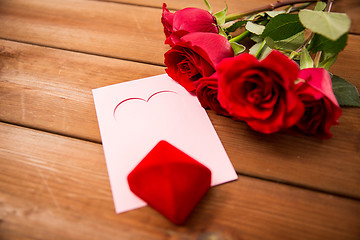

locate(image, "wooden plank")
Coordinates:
1 38 359 199
0 0 358 68
1 122 359 240
329 38 360 90
209 107 360 196
102 0 360 34
0 0 168 66
0 39 165 142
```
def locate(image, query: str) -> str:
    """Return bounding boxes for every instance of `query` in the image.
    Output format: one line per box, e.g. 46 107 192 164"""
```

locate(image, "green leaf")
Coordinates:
314 1 326 11
218 26 229 38
300 47 313 69
309 33 347 54
249 41 272 60
226 20 247 32
266 10 286 18
246 12 266 21
203 0 212 13
299 9 351 41
318 52 338 69
214 3 228 25
331 75 360 107
249 42 262 55
245 21 265 35
265 30 305 51
254 40 266 58
289 51 300 60
250 35 264 43
261 13 305 41
230 42 246 55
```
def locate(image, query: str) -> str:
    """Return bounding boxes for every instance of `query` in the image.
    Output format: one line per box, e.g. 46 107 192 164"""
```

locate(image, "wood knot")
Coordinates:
0 46 17 58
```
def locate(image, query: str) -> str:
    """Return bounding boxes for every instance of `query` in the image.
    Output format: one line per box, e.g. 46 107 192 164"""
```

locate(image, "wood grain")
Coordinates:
0 39 165 142
329 38 360 90
0 0 358 69
1 122 360 240
1 0 359 238
0 0 168 66
99 0 360 34
1 38 359 199
208 107 360 197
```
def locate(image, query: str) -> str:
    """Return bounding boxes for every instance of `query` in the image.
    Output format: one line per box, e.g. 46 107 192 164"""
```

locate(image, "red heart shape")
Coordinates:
127 140 211 225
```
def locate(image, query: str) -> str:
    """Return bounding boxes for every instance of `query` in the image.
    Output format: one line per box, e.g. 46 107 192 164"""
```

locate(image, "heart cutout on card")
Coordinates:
113 90 177 119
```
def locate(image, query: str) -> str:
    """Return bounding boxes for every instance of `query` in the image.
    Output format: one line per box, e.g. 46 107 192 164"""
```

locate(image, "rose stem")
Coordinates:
289 2 313 12
294 32 315 54
229 30 250 43
254 39 267 59
225 0 318 22
285 5 293 13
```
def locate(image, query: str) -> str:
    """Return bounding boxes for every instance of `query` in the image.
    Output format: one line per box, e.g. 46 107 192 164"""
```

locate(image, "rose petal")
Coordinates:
161 4 175 40
246 98 286 133
295 76 341 139
195 73 229 116
261 50 299 89
180 33 234 68
282 90 305 128
218 53 259 112
217 51 304 134
165 32 234 92
298 68 339 107
161 5 218 46
173 8 218 34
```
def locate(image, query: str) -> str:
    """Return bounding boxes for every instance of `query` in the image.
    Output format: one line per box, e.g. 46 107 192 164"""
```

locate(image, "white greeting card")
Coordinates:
92 74 237 213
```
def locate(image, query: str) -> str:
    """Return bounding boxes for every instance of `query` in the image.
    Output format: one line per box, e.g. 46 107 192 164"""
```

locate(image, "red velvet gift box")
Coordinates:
127 140 211 225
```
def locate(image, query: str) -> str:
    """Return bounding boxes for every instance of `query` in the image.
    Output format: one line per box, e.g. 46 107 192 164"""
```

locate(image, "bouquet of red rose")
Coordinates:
162 0 360 139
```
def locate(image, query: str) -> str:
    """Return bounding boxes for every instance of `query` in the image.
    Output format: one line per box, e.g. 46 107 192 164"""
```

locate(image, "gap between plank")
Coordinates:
91 0 360 35
236 171 360 202
0 120 102 145
0 37 166 68
1 119 359 202
89 0 179 11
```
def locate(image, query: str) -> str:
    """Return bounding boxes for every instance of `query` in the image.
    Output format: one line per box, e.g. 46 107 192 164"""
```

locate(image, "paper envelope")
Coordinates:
92 74 237 213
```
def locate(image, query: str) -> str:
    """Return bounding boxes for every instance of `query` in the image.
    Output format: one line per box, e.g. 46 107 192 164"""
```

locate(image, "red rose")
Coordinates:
164 32 234 92
295 68 341 138
195 73 229 116
217 51 304 134
161 3 219 46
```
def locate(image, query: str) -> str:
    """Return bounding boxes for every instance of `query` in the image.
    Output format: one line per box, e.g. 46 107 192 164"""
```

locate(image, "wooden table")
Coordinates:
0 0 359 239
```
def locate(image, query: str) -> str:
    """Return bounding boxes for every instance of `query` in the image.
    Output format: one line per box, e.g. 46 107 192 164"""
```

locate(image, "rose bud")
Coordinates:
217 50 304 134
295 68 342 139
195 73 229 116
162 3 219 46
165 32 234 92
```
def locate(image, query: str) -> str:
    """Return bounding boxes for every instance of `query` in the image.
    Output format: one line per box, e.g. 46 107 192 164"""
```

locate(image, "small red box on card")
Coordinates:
127 140 211 225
